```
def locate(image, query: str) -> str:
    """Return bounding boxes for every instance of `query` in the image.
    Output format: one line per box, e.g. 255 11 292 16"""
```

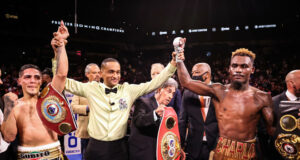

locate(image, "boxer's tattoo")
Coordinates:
3 96 15 121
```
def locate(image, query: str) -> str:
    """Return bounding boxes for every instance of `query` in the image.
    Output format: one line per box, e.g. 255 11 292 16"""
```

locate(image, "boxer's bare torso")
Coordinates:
176 54 274 141
14 97 57 147
211 84 272 141
1 68 58 147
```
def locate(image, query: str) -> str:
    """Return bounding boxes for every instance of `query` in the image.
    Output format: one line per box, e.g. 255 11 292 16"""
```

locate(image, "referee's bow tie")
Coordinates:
105 88 117 94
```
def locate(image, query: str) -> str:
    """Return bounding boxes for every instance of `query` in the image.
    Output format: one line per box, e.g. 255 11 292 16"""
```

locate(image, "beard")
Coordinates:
231 81 244 90
26 87 39 97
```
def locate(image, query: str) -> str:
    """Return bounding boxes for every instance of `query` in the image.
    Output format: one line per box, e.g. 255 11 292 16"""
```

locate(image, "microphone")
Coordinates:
109 100 115 105
173 37 185 62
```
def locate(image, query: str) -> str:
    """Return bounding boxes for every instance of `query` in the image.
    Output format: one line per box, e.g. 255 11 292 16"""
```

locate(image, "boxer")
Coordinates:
0 22 68 160
176 45 274 160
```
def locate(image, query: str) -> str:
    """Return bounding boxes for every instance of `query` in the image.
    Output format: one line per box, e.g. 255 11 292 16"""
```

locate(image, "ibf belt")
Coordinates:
275 101 300 160
37 84 77 135
156 107 182 160
213 137 256 160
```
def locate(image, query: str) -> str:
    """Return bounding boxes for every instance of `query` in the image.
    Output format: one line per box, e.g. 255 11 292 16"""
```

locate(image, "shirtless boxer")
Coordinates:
0 22 68 160
176 47 274 160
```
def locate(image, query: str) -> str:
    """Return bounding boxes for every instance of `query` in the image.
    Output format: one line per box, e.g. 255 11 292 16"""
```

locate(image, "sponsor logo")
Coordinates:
20 151 50 159
119 98 128 110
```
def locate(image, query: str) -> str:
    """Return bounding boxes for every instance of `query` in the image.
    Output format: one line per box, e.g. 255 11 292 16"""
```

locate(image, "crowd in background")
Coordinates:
0 43 299 97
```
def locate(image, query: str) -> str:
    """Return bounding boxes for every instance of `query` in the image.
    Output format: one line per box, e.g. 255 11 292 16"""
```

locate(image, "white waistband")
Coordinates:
18 141 60 152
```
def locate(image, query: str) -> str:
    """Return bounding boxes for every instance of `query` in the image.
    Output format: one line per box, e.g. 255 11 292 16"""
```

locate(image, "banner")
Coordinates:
64 91 82 160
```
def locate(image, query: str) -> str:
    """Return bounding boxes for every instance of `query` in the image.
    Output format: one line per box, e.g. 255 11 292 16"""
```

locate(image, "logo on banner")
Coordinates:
64 131 81 155
63 92 82 160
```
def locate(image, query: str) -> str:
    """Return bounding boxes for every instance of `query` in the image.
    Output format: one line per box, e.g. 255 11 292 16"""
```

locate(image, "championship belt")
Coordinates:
36 84 77 135
275 101 300 160
157 107 182 160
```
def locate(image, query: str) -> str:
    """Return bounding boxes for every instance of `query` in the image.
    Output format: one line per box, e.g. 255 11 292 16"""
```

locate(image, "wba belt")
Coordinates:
37 84 77 135
275 101 300 160
157 107 182 160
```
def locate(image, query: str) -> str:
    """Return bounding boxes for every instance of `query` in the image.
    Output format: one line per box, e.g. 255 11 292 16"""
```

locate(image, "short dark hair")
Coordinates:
42 68 53 78
19 64 41 77
101 58 120 68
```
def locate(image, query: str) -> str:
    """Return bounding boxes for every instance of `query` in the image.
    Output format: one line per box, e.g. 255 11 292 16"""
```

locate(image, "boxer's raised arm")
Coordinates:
51 21 69 93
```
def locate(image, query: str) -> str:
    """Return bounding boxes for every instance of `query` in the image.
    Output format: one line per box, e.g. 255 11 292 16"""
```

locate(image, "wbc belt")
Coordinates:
157 107 182 160
37 84 77 136
275 101 300 160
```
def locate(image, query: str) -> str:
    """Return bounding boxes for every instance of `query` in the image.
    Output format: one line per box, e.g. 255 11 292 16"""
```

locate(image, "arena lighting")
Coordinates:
76 50 81 56
51 20 125 33
149 23 277 36
5 13 18 19
206 51 212 57
221 27 230 31
51 19 278 36
159 31 168 35
254 24 276 29
188 28 208 33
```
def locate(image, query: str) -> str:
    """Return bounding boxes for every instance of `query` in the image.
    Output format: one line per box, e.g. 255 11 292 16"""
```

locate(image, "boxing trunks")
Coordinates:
37 84 77 135
18 141 63 160
209 136 256 160
157 107 182 160
275 101 300 160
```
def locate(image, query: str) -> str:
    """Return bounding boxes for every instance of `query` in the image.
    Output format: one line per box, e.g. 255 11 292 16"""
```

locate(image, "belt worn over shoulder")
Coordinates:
37 84 77 135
